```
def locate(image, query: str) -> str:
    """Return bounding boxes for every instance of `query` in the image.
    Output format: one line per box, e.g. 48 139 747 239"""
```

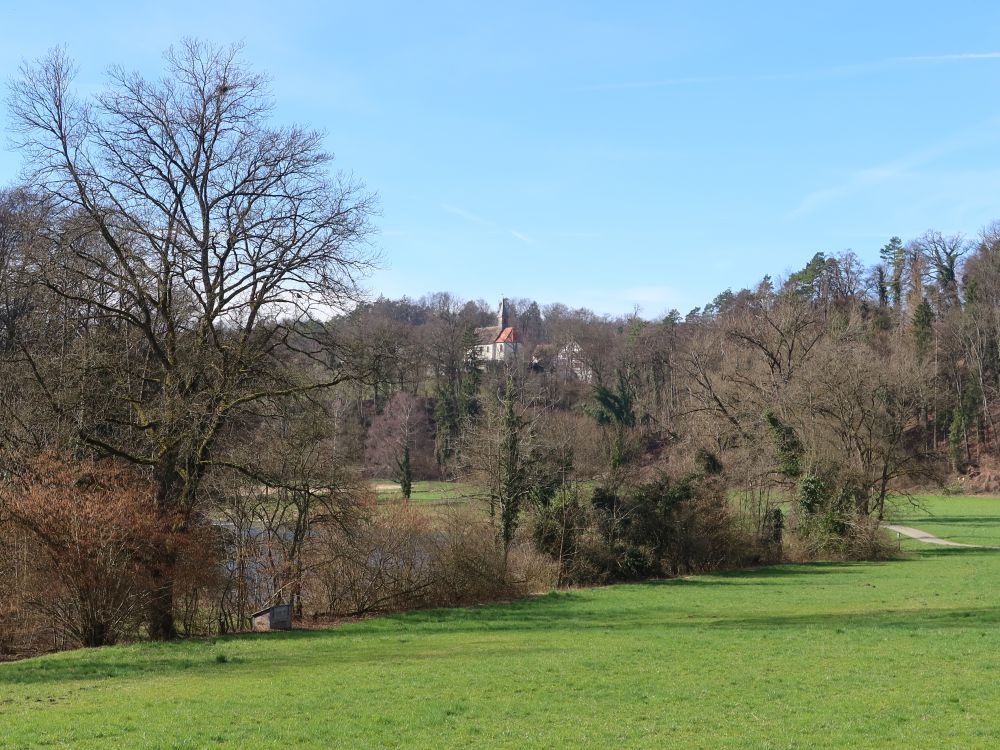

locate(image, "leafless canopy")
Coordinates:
7 40 377 475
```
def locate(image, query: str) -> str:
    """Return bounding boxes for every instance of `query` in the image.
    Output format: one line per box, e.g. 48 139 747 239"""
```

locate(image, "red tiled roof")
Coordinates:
496 327 518 344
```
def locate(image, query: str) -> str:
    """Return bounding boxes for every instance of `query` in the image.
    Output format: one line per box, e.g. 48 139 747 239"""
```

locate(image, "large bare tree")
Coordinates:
8 40 376 638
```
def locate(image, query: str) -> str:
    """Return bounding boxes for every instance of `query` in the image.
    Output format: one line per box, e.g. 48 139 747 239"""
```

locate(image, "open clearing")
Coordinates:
373 480 479 504
889 494 1000 547
3 495 1000 749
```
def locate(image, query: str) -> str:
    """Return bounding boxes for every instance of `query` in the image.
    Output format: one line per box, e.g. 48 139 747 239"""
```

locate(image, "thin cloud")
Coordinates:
441 203 484 223
579 51 1000 92
897 52 1000 62
443 203 536 245
787 117 1000 219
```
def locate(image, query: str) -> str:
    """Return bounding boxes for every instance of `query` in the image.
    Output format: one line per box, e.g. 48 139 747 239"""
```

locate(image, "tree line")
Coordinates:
2 40 996 656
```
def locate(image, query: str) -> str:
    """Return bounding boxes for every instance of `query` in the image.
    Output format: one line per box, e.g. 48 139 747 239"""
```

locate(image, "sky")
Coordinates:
3 1 1000 317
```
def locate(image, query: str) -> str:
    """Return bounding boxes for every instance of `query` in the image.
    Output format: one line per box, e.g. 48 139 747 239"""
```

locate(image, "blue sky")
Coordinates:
3 1 1000 316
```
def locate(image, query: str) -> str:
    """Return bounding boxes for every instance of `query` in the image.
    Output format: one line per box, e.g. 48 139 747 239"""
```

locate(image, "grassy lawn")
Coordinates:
373 480 479 504
887 494 1000 546
4 496 1000 748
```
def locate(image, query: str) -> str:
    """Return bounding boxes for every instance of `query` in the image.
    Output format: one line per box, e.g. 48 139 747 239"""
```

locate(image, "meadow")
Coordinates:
889 494 1000 547
3 495 999 749
373 480 480 504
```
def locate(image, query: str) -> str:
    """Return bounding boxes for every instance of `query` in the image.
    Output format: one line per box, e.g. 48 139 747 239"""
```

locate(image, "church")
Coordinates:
472 298 520 362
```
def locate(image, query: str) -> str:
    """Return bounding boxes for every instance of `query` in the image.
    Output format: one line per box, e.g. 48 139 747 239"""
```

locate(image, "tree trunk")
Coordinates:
147 455 188 640
876 465 890 520
147 548 178 640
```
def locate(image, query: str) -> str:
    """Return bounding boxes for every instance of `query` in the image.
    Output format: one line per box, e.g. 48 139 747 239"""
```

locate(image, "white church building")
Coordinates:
472 298 520 362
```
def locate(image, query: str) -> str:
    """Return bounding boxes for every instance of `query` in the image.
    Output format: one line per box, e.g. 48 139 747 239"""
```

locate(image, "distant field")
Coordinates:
887 494 1000 546
3 495 1000 748
372 479 599 505
373 480 479 504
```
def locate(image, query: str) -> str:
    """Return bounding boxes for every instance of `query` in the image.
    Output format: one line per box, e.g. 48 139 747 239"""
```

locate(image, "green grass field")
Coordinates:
372 480 598 505
888 494 1000 547
373 480 479 504
3 495 1000 748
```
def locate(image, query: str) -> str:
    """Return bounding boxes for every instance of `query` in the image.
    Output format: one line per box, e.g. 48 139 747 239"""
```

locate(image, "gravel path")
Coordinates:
885 524 1000 550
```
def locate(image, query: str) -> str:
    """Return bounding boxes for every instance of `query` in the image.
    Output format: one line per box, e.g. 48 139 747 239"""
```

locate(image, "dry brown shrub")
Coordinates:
963 455 1000 494
783 511 898 562
427 507 555 605
308 502 436 616
0 526 53 657
303 504 555 618
663 491 766 575
0 454 159 648
173 525 228 636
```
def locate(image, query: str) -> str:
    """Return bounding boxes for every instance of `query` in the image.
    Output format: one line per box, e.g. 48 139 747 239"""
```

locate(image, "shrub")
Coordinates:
784 509 897 562
310 503 437 616
0 455 159 648
173 525 228 637
762 507 784 547
534 475 763 584
306 504 554 618
786 468 898 561
531 487 594 585
0 525 53 657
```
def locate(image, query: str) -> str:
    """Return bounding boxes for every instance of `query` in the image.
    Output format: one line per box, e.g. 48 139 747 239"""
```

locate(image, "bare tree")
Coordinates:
8 41 376 638
911 230 968 308
365 391 435 496
461 368 551 573
795 338 928 517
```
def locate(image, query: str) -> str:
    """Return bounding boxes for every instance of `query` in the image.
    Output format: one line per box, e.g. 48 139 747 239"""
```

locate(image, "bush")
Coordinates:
173 525 228 637
762 507 784 547
532 485 613 585
533 475 764 585
306 504 554 618
786 470 898 561
0 526 53 657
0 455 159 649
784 510 897 561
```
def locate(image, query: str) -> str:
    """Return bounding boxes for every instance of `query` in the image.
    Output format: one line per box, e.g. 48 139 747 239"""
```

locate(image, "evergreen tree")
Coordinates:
912 297 934 360
948 410 966 472
785 252 832 300
434 382 459 468
397 444 412 499
875 265 889 308
434 325 482 469
497 376 526 562
459 336 482 421
879 237 906 309
587 368 638 485
765 412 804 478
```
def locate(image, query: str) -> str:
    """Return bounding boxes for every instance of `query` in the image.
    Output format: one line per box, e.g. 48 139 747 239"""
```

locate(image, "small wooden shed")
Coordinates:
251 604 293 632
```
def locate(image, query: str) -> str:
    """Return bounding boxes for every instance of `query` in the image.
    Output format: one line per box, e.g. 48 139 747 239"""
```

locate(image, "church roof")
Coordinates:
473 325 519 345
475 325 501 345
496 327 518 344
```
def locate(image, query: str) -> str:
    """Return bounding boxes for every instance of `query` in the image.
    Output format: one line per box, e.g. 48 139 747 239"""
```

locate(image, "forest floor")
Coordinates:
3 495 1000 749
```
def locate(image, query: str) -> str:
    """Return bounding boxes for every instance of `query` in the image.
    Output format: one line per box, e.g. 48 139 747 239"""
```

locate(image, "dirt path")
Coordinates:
884 524 1000 550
